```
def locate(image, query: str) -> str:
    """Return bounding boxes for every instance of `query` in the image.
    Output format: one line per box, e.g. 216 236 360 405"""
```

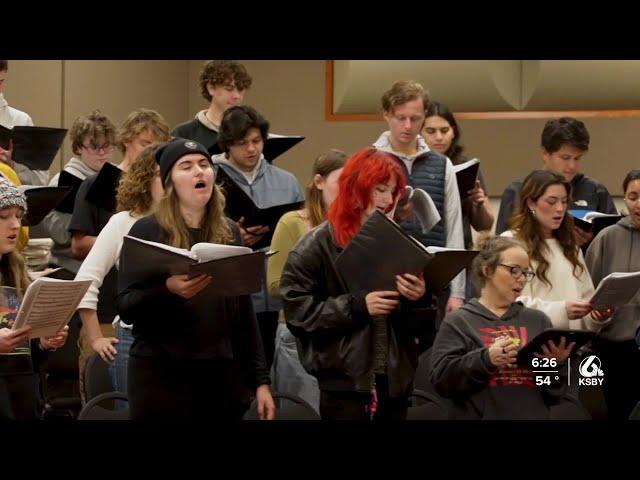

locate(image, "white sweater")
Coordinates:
501 231 610 331
75 211 141 326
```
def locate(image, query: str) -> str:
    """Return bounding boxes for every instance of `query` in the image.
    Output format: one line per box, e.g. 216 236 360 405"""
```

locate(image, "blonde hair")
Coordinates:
116 108 170 155
381 80 429 114
0 251 30 297
156 178 232 248
305 149 347 228
116 144 161 216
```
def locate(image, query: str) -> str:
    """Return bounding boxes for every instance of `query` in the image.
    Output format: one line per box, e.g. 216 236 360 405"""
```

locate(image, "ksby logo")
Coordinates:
578 355 604 385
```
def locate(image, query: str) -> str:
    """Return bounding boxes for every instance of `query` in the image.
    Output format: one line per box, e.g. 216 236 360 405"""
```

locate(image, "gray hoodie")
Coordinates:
212 154 304 313
585 216 640 342
430 299 567 419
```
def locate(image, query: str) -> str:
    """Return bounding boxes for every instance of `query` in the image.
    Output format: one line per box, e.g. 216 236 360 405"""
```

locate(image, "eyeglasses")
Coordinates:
82 143 113 153
498 264 536 282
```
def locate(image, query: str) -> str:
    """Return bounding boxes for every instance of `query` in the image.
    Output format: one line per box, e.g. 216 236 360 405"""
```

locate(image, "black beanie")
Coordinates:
155 138 212 184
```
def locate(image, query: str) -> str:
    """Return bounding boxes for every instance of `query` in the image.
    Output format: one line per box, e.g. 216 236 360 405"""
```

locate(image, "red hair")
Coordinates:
328 147 407 247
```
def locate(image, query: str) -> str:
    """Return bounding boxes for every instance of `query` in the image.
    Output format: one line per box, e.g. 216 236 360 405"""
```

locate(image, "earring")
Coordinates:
530 209 536 217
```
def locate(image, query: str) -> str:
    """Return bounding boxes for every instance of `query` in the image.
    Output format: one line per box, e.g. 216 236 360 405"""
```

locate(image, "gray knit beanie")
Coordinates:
0 177 28 213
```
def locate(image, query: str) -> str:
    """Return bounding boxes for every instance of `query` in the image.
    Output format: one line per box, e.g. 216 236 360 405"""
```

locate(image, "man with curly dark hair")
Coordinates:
172 60 252 151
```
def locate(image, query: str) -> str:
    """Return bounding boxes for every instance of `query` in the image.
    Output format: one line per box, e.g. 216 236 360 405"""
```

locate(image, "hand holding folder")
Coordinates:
215 167 304 248
452 158 480 199
516 328 595 366
335 211 478 295
569 209 622 237
590 271 640 309
11 277 91 339
121 235 273 296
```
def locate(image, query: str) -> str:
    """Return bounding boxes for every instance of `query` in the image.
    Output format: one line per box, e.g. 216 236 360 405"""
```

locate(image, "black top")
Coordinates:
281 222 437 396
115 215 270 390
495 172 618 235
69 174 118 323
172 118 219 152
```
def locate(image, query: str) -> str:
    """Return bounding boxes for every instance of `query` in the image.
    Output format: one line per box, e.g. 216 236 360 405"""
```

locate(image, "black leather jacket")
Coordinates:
280 222 437 397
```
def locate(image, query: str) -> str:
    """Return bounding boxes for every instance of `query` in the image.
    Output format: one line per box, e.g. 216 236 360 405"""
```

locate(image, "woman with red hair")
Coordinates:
280 147 435 420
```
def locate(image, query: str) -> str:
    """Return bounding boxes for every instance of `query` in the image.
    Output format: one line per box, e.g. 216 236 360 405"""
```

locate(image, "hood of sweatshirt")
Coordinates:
372 131 431 162
460 298 526 323
617 214 640 232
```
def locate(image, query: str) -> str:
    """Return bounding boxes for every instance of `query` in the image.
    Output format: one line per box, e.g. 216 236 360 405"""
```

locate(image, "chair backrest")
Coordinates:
414 348 434 392
243 392 321 420
629 401 640 420
84 353 114 402
549 396 592 420
78 392 129 420
408 389 451 420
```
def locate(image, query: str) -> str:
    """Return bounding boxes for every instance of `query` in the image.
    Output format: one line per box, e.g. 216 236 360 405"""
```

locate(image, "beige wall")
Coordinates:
5 60 190 176
5 60 637 198
187 60 637 197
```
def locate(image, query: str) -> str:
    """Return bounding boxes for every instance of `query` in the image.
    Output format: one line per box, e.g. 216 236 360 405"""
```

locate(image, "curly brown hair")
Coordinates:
70 109 116 156
116 144 160 215
508 170 583 288
199 60 252 102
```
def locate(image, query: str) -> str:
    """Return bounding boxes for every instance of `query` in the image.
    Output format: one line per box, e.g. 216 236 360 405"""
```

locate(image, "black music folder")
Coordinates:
516 328 596 366
85 163 123 212
452 158 480 199
569 209 622 237
53 170 84 214
18 185 73 226
120 235 269 296
0 125 67 171
215 166 303 248
208 134 304 163
335 210 478 294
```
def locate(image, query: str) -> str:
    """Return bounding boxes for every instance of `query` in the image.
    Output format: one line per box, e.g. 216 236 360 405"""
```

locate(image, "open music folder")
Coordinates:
120 235 274 296
335 210 478 294
18 185 73 226
0 125 67 171
215 166 304 248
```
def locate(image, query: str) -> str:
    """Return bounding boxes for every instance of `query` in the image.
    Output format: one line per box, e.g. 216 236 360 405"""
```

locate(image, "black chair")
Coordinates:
407 389 451 420
84 353 114 402
39 315 82 420
629 401 640 420
549 395 592 420
413 347 455 417
77 392 129 420
243 392 320 420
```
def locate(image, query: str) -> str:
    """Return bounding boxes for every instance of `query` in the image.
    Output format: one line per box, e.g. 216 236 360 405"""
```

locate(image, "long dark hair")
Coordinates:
425 100 464 162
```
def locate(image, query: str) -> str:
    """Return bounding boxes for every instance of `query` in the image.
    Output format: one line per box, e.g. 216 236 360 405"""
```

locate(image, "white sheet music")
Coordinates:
590 271 640 309
12 278 91 338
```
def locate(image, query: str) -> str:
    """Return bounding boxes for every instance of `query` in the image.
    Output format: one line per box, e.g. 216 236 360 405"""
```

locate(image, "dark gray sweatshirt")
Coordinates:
430 299 567 419
585 215 640 342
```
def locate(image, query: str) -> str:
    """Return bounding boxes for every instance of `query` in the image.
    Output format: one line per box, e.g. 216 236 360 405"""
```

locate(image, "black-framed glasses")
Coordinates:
82 143 113 153
498 264 536 281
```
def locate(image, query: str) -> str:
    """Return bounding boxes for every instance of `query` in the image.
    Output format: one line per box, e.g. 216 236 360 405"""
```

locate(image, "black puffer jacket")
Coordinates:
280 222 437 397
